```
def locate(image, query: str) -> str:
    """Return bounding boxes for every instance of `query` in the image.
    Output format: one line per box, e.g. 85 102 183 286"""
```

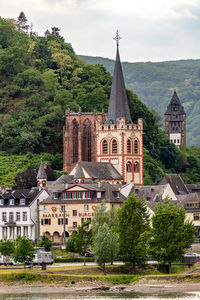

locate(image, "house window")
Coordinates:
82 192 86 199
9 212 14 222
44 219 51 225
102 140 108 154
22 212 27 221
73 210 77 217
9 199 15 206
174 139 176 143
112 140 118 153
194 213 200 221
77 192 82 199
44 206 48 213
177 139 180 143
134 140 138 153
73 222 77 228
20 198 26 205
134 162 140 173
97 192 101 199
86 192 91 199
2 212 6 222
127 139 131 153
84 204 89 211
73 192 77 199
0 199 4 206
54 193 58 199
16 212 20 221
126 161 132 172
58 218 68 225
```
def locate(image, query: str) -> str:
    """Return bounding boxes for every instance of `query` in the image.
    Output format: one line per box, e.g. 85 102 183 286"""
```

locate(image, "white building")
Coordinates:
0 187 49 241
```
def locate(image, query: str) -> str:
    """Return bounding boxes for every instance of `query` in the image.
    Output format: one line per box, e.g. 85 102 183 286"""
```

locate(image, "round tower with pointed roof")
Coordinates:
165 91 186 146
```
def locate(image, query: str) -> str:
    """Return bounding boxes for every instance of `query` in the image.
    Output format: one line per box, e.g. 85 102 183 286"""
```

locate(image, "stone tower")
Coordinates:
37 163 47 188
165 91 186 146
96 33 143 185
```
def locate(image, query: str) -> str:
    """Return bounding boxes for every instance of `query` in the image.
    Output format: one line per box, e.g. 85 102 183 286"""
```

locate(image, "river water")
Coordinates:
0 292 200 300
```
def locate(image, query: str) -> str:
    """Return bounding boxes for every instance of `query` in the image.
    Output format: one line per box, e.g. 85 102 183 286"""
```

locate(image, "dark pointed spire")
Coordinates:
105 32 132 124
165 90 186 115
37 163 47 179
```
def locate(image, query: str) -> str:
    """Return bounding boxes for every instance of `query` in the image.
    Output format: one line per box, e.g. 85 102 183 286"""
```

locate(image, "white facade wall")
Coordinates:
0 189 49 241
169 133 181 146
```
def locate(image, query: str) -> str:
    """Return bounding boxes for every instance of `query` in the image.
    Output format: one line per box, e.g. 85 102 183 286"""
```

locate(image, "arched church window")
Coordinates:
102 140 108 154
72 119 79 163
134 140 138 153
112 139 118 153
126 161 132 172
127 139 131 153
134 161 139 173
82 118 91 161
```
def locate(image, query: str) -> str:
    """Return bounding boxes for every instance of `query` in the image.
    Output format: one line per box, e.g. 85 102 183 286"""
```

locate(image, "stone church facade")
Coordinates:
63 35 143 185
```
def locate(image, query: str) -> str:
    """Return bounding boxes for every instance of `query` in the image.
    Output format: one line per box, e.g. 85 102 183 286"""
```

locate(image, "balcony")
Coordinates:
5 221 16 226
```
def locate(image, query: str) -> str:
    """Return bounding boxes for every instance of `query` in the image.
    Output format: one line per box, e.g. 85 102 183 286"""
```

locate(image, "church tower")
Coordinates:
37 163 47 189
165 90 186 146
96 32 143 185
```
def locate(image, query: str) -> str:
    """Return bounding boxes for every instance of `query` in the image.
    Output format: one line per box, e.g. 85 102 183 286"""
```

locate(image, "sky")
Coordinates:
1 0 200 62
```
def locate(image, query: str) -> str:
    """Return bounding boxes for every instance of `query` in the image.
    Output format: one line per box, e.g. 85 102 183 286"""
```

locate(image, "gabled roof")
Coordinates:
40 182 126 205
105 45 132 125
130 185 168 202
165 90 185 115
37 163 47 179
0 188 46 206
159 174 189 195
51 175 74 185
69 161 123 181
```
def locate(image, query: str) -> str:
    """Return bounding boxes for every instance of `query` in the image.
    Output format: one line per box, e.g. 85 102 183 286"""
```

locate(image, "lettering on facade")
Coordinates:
78 212 94 217
43 213 69 218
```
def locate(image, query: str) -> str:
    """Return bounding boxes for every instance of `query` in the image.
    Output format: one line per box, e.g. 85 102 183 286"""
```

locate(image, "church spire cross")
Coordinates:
113 30 121 47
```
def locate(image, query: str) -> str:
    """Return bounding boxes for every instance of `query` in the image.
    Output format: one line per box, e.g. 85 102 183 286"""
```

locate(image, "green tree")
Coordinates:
0 238 15 264
92 223 119 271
74 221 92 265
149 198 195 273
13 237 35 268
37 234 52 251
91 201 116 237
17 11 29 33
116 194 150 272
66 233 77 256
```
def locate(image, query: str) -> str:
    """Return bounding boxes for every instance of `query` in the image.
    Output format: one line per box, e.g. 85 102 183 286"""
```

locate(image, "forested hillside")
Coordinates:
79 55 200 147
0 15 200 187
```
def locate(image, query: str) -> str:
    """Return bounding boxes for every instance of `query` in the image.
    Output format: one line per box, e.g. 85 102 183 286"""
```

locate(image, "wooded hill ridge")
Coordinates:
79 55 200 147
1 14 200 187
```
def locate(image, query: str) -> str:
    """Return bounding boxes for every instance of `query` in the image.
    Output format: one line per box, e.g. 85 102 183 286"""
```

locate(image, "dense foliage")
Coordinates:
80 55 200 147
0 15 200 186
149 198 195 273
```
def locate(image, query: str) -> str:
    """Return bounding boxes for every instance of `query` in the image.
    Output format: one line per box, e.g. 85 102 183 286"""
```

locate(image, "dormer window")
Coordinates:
9 199 15 206
54 193 58 199
0 199 4 206
20 198 26 205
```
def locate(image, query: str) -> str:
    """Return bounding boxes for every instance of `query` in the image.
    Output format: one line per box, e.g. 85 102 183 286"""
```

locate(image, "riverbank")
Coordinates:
1 278 200 295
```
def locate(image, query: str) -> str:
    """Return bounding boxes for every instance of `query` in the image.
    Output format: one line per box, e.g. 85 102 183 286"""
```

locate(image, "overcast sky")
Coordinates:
1 0 200 62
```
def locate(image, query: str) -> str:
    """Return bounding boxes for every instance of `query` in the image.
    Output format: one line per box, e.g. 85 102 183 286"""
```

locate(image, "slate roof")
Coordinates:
40 182 126 205
105 45 132 125
159 174 189 195
0 188 43 206
165 90 186 115
186 184 200 194
70 161 123 180
130 185 168 202
37 163 47 179
51 175 74 185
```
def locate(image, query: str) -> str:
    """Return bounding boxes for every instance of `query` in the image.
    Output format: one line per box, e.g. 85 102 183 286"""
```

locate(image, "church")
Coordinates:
63 32 143 185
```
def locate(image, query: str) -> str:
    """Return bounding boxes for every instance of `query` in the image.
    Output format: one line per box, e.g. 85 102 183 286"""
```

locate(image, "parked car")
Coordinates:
0 254 14 265
184 252 200 264
33 248 54 265
84 252 94 258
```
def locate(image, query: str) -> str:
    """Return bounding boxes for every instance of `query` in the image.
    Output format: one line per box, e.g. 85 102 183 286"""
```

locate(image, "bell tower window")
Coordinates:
126 161 132 172
127 139 131 153
134 161 139 173
112 139 118 153
102 140 108 154
134 140 138 153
